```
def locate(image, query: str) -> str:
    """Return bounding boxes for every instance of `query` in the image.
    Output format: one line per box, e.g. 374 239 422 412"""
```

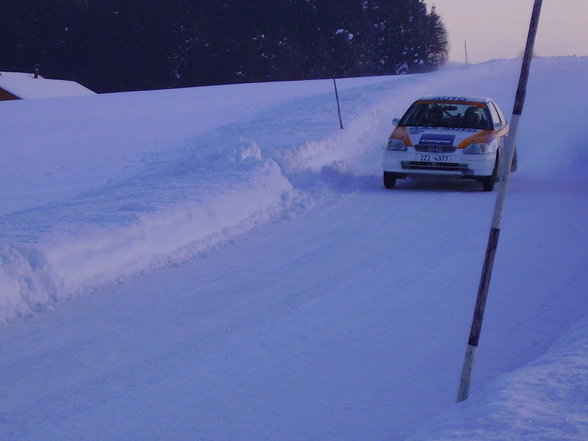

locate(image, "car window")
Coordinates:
488 101 502 128
399 101 491 130
494 101 508 126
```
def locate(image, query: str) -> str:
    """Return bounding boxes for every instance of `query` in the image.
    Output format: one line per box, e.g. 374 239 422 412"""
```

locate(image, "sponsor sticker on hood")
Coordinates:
419 133 456 146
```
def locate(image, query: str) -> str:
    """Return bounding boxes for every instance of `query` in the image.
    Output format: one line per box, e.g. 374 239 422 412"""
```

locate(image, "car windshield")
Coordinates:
399 101 492 130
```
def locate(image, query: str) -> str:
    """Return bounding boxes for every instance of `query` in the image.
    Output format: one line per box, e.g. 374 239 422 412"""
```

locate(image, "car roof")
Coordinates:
417 95 491 104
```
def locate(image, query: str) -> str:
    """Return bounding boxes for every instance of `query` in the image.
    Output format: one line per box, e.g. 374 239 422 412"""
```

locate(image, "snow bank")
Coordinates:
0 74 407 321
408 314 588 441
0 159 295 319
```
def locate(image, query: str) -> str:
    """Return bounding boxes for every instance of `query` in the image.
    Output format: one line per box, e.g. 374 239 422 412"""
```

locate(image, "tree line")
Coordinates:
0 0 448 93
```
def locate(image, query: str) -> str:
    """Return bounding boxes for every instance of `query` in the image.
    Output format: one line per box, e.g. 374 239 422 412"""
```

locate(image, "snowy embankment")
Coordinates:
0 75 396 320
410 313 588 440
1 57 588 440
0 68 455 321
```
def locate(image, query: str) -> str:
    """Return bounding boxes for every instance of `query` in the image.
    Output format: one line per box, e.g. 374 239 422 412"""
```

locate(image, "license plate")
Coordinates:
417 154 451 162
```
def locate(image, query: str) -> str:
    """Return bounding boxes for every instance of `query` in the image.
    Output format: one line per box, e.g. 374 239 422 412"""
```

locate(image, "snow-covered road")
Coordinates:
1 57 588 440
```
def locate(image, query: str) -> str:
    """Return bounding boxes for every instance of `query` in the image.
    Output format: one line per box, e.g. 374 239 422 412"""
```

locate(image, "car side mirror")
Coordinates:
392 118 400 126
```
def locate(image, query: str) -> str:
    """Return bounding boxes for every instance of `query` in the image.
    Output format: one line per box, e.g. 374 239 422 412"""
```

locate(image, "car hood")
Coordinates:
392 126 497 149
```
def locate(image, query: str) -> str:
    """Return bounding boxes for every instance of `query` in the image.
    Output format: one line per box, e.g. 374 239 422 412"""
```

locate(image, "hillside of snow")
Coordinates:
1 57 587 440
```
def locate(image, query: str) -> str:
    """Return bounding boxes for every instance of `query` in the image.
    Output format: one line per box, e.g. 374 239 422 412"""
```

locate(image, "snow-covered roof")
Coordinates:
0 71 95 99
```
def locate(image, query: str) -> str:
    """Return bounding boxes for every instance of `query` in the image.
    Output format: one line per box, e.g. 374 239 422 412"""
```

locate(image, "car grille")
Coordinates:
402 161 470 172
414 145 457 153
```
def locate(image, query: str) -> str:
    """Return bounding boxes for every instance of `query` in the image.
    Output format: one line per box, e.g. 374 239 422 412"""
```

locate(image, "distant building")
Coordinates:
0 71 95 100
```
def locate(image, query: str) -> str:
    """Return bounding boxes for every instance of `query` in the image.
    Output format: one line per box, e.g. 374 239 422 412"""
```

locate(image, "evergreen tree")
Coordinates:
0 0 448 92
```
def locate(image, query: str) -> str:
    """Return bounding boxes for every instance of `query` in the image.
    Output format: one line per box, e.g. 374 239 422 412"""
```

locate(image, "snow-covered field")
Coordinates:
1 57 587 440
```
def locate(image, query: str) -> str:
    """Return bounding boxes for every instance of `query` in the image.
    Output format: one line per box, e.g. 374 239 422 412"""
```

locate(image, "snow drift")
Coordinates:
0 74 407 320
0 67 459 321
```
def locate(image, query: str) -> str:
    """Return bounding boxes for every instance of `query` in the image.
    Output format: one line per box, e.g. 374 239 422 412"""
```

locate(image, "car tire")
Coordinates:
383 172 397 189
482 176 495 191
482 155 499 191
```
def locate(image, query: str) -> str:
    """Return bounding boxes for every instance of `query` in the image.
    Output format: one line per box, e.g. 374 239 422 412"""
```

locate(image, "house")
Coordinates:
0 71 95 100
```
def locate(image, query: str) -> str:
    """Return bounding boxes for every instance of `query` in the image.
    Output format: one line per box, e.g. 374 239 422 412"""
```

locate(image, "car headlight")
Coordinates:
463 143 492 154
385 138 407 151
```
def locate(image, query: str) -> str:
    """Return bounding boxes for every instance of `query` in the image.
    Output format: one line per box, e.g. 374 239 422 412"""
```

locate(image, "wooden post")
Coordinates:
457 0 544 403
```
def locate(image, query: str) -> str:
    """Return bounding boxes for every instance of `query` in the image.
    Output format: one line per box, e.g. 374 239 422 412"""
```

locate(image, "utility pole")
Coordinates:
464 40 469 69
456 0 544 403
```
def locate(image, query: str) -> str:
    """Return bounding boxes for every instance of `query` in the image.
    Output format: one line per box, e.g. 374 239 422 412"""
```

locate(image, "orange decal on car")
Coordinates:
391 126 413 146
458 130 495 148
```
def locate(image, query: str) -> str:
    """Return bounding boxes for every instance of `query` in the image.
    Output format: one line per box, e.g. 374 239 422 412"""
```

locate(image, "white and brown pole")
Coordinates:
457 0 544 403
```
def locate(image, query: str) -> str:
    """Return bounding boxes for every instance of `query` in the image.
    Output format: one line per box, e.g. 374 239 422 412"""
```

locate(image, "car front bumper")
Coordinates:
382 147 496 178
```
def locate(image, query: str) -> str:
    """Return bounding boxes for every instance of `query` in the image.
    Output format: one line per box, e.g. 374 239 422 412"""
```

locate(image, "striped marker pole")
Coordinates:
457 0 544 403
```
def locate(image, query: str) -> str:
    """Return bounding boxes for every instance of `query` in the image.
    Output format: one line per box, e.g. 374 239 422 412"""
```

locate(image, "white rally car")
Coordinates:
382 96 515 191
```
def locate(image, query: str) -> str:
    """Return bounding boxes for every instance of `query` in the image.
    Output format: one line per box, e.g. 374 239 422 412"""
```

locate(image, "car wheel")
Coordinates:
482 155 499 191
383 172 397 189
482 176 495 191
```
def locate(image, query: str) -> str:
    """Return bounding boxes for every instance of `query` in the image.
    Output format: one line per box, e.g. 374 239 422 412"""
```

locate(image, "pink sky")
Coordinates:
429 0 588 63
